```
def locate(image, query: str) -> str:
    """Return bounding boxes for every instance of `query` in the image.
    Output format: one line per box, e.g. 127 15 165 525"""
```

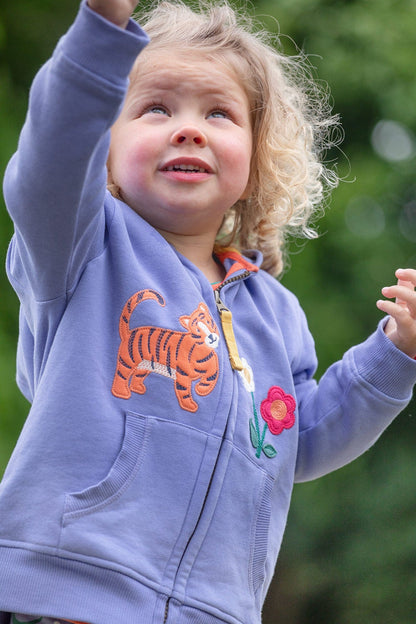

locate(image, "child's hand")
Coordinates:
376 268 416 358
88 0 138 29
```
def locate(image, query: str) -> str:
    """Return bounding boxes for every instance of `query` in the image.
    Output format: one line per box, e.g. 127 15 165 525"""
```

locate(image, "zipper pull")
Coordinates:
214 289 244 371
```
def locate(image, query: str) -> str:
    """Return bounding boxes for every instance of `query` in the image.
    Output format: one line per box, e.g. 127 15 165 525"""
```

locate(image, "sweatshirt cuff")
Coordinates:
352 317 416 400
58 0 149 86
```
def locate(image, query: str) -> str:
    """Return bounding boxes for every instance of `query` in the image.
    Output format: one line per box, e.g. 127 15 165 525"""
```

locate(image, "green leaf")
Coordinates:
262 444 277 459
249 419 259 448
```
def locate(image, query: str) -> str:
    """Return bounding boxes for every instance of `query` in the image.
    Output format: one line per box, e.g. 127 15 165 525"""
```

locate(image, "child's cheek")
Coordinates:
115 141 144 190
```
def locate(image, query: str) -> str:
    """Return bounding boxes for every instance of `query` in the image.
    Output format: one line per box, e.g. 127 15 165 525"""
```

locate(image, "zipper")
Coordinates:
214 270 250 371
160 269 251 622
163 597 171 623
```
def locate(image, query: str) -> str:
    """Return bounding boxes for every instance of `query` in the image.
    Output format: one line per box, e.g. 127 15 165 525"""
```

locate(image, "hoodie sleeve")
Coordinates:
3 1 148 303
293 310 416 482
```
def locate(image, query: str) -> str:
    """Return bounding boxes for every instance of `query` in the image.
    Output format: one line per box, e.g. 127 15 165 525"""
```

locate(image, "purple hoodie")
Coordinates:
1 3 415 623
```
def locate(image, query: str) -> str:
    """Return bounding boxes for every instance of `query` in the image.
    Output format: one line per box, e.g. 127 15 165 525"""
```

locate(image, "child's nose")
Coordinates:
171 125 208 147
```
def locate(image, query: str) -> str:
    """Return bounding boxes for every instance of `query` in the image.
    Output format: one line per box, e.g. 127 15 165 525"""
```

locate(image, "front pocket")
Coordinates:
60 411 212 584
63 411 148 517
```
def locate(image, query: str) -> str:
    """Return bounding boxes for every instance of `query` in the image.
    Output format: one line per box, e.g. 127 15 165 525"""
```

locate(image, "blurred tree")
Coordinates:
0 0 415 622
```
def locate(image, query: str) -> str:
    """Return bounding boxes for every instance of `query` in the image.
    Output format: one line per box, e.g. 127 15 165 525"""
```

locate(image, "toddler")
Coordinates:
1 0 415 623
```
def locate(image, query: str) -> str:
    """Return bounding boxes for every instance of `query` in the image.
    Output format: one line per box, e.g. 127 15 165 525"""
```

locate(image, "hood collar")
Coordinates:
214 247 261 283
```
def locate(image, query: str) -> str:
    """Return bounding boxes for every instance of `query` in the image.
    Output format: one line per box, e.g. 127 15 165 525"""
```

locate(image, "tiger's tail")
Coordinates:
118 289 165 341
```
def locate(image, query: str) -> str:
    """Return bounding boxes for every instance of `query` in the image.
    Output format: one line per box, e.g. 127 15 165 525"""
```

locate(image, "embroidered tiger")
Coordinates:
111 289 220 412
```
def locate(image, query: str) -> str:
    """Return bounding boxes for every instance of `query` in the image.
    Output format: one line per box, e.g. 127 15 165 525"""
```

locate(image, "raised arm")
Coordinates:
3 1 147 302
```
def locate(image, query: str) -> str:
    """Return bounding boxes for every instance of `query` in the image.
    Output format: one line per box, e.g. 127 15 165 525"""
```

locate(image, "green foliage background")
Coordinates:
0 0 415 621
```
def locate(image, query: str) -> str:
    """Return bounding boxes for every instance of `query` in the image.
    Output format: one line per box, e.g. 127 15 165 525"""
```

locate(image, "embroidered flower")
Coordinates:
238 358 255 393
260 386 296 436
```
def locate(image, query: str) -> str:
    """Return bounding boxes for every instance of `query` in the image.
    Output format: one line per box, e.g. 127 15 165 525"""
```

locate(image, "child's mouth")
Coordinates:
163 164 209 173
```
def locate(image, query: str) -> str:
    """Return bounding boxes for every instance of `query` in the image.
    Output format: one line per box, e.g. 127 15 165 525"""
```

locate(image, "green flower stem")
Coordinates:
251 392 260 441
258 423 268 457
251 392 269 458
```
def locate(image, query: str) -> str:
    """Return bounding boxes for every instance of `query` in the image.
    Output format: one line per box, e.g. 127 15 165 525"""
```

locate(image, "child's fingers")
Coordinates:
381 268 416 308
396 280 413 306
377 298 414 322
382 284 416 311
376 298 405 319
377 274 415 322
381 283 416 311
376 296 416 354
88 0 137 28
396 270 415 305
377 269 416 357
395 268 416 287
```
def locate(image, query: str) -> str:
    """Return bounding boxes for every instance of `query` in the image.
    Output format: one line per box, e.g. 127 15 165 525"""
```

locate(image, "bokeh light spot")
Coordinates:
371 120 414 162
345 196 385 238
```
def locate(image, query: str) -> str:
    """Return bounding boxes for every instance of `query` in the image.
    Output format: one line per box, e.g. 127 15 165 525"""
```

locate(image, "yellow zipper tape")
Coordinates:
220 309 244 371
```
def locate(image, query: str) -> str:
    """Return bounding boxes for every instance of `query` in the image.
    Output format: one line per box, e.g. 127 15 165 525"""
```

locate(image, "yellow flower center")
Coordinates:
270 400 287 421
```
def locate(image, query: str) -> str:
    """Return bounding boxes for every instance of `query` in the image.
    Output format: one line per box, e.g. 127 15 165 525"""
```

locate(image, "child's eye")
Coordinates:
208 109 230 120
144 104 170 116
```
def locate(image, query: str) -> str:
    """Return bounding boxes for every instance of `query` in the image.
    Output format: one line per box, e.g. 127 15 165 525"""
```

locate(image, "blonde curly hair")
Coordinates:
110 0 340 276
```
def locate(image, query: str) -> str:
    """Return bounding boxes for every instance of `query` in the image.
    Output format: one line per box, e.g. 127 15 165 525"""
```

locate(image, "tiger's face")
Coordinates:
180 303 219 349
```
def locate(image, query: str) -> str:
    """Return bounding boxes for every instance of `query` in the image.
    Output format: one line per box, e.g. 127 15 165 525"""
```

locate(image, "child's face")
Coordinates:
108 50 253 239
